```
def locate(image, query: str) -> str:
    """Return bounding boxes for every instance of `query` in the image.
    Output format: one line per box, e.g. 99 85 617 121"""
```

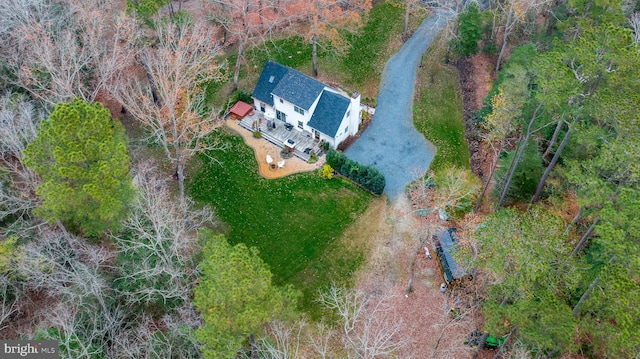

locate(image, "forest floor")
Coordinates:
345 46 499 358
453 53 495 182
351 193 488 359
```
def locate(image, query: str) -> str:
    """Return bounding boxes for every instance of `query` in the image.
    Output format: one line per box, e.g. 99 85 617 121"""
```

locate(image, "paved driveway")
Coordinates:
345 11 452 200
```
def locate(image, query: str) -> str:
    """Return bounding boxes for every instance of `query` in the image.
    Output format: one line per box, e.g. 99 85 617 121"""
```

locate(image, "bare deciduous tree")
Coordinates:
288 0 371 77
111 21 224 211
0 0 135 106
17 227 125 357
111 162 214 309
110 305 203 359
0 93 43 220
241 320 308 359
0 276 22 333
492 0 549 71
202 0 297 90
318 285 411 359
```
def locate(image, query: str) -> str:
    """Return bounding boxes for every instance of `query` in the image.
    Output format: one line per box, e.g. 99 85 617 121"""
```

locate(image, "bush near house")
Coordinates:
326 150 385 195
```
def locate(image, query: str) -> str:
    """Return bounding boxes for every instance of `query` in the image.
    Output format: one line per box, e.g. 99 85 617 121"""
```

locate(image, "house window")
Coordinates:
294 106 304 115
346 110 350 118
344 126 349 134
298 121 303 129
279 98 284 104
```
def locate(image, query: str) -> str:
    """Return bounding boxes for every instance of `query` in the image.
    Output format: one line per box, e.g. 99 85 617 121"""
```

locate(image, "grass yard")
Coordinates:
413 31 469 172
343 2 405 88
188 130 373 316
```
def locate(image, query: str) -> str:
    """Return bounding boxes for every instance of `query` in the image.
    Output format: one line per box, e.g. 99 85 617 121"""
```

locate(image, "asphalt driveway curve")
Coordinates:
345 10 453 200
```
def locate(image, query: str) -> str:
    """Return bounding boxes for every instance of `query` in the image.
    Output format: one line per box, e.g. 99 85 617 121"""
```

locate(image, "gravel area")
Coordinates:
345 11 453 200
226 119 324 179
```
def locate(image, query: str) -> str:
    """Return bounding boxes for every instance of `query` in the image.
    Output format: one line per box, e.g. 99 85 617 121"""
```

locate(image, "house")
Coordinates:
432 228 472 286
252 60 361 149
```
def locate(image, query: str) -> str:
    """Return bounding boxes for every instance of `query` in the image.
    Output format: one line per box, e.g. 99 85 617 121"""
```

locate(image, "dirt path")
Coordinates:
353 194 480 358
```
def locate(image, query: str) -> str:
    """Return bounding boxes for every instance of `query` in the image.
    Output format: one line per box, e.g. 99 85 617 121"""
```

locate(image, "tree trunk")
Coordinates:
497 140 524 206
564 206 583 236
475 146 500 212
573 255 614 316
572 277 599 316
570 217 599 257
233 40 245 92
495 7 514 71
168 2 175 18
250 333 259 359
532 126 572 203
404 1 410 37
542 119 564 162
493 326 517 359
498 103 542 206
495 33 508 72
312 34 318 77
175 157 187 216
138 57 159 105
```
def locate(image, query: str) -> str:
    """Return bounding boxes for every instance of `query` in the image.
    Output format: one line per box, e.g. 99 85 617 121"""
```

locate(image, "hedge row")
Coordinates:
326 150 385 195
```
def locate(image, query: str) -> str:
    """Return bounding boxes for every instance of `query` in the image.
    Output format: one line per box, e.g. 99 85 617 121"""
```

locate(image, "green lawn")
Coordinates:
188 130 373 315
343 2 405 87
413 34 469 171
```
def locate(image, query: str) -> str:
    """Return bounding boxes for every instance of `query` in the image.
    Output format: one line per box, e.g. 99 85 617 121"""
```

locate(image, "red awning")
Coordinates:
229 101 253 119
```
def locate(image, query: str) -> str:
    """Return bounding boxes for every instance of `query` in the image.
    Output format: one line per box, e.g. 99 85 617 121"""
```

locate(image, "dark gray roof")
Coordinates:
307 91 350 137
433 228 469 284
252 60 326 110
252 61 288 106
271 70 325 110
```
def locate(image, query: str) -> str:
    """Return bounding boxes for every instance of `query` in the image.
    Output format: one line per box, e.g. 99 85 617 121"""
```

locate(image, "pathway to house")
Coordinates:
345 10 453 200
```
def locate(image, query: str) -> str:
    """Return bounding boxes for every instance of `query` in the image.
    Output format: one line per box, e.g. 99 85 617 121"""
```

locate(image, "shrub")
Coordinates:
321 164 334 179
309 152 318 164
230 89 253 105
224 89 253 114
482 40 497 56
326 150 345 170
325 150 385 195
253 131 262 138
452 2 482 57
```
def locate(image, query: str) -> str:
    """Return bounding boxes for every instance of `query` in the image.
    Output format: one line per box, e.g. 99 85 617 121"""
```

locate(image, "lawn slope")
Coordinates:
189 131 372 314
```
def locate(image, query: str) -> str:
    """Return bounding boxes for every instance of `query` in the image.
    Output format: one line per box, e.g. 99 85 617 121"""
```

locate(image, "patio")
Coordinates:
238 112 323 162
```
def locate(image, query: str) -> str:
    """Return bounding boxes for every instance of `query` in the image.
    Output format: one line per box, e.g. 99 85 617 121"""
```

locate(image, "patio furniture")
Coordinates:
266 155 273 165
277 160 285 169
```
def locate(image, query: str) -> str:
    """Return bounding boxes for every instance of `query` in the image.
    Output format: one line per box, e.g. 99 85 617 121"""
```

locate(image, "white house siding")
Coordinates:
348 93 361 136
272 94 321 133
253 99 273 116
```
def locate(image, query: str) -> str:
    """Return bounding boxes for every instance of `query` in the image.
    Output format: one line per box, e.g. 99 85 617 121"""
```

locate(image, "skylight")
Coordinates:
268 75 275 83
